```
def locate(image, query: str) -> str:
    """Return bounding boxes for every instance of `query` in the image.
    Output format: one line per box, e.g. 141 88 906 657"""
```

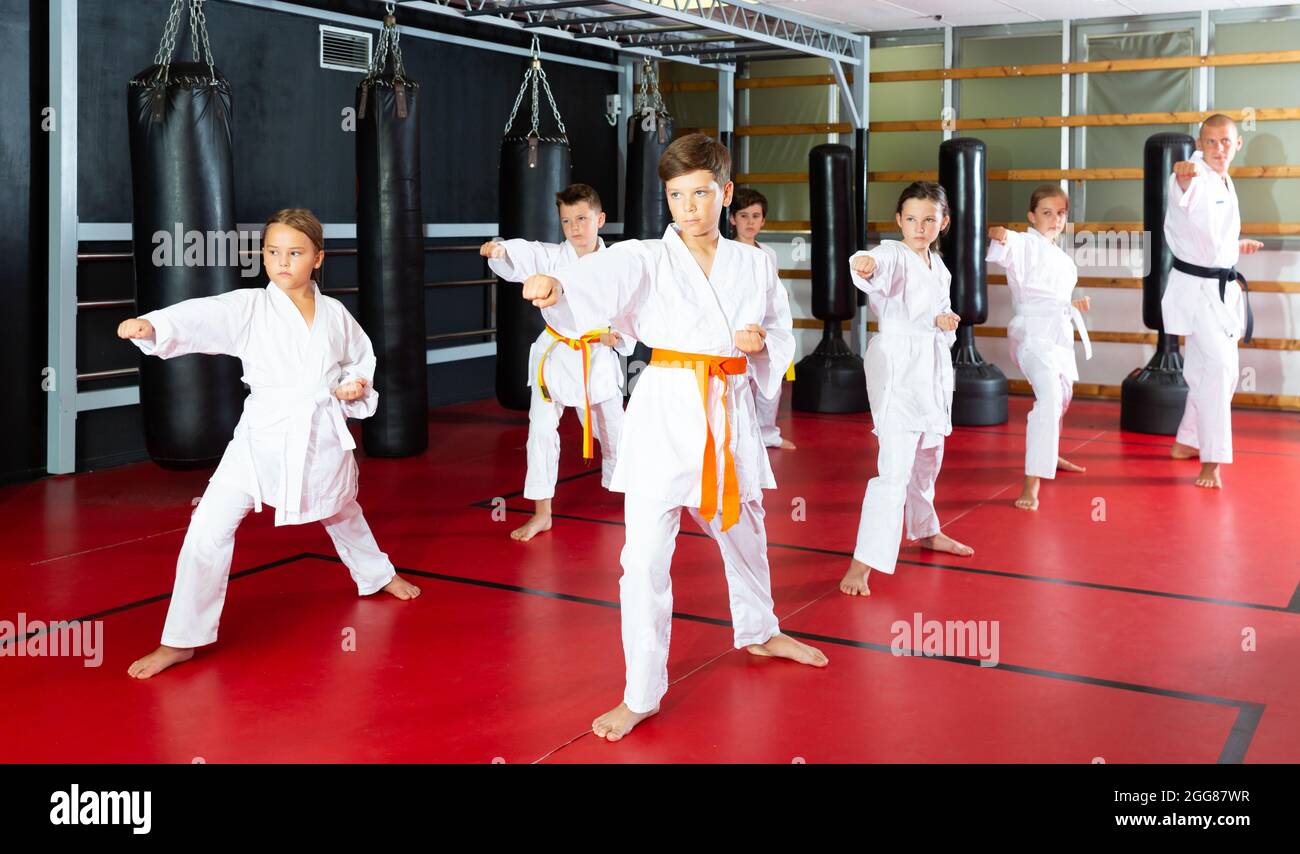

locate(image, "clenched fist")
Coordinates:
334 378 369 401
850 254 876 278
522 274 561 308
1073 296 1091 313
599 331 624 348
117 318 155 340
935 312 961 333
479 240 507 259
735 324 767 354
988 226 1008 244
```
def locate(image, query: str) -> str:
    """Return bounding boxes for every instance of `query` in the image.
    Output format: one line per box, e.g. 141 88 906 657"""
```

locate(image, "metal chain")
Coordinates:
636 58 666 116
189 0 217 82
153 0 187 68
504 36 566 137
369 2 407 81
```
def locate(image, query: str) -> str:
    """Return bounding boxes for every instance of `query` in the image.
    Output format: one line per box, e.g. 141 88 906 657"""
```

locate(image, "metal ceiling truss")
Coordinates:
393 0 864 68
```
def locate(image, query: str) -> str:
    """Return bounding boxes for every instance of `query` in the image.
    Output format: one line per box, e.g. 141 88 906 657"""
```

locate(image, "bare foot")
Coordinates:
1015 476 1040 510
917 532 974 557
747 633 829 667
839 559 872 597
592 702 659 742
1171 442 1198 460
1057 456 1086 473
382 575 421 600
510 512 552 542
1194 463 1222 488
127 645 194 679
779 439 796 450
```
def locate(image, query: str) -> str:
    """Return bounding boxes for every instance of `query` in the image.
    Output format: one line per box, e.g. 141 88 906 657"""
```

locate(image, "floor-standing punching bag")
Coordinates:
357 9 427 457
128 0 244 469
793 144 868 413
625 60 672 240
1121 133 1194 434
496 39 571 411
940 137 1007 425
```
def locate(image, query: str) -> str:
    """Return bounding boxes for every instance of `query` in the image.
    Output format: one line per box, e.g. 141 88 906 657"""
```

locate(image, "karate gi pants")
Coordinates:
1175 304 1239 465
160 481 396 648
523 385 624 500
752 376 784 448
619 492 781 714
1021 349 1074 480
853 431 944 575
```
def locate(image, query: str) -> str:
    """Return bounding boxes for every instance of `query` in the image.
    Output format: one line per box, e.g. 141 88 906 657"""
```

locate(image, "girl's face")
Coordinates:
262 223 323 293
1028 195 1069 241
729 203 766 243
896 197 947 254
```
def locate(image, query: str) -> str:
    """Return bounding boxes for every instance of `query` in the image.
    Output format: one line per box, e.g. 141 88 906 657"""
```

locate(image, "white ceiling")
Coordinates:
757 0 1300 32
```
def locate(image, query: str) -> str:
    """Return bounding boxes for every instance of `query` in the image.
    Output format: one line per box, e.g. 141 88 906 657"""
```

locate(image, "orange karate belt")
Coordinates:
649 348 749 531
538 324 609 460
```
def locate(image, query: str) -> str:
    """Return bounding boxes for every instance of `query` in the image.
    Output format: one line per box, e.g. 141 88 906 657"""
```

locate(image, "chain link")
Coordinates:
153 0 187 68
369 2 407 81
151 0 217 83
190 0 217 82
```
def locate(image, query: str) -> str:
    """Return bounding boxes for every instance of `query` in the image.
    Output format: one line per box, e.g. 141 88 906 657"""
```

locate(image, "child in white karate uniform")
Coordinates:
730 187 796 450
119 209 420 679
481 184 636 541
522 135 828 742
839 182 975 599
986 184 1093 510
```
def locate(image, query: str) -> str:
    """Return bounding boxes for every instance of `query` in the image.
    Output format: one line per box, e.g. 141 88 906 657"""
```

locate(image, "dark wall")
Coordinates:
28 0 622 477
0 0 44 484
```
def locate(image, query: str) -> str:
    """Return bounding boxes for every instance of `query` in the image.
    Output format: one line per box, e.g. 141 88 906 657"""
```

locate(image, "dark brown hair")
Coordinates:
895 181 950 252
264 208 324 282
730 187 768 217
658 132 731 186
555 183 602 212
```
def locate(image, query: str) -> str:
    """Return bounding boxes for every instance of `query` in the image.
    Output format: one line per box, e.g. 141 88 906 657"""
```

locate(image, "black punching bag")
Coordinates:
357 16 428 457
793 144 867 413
128 12 244 469
939 137 1007 425
625 104 672 239
497 139 571 411
1121 133 1194 434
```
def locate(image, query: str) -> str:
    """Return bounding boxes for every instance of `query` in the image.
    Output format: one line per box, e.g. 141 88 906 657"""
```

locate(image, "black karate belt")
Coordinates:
1171 256 1254 343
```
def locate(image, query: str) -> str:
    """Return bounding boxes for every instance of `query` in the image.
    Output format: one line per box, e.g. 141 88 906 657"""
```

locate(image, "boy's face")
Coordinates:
262 223 323 293
558 200 605 250
1027 195 1069 241
666 170 733 240
896 197 947 254
729 202 766 243
1197 122 1242 175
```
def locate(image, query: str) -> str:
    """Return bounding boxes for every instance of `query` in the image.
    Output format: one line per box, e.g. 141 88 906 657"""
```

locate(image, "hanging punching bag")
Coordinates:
127 0 244 469
357 11 428 457
496 43 572 411
939 137 1007 426
625 61 673 240
792 144 867 413
1121 132 1194 434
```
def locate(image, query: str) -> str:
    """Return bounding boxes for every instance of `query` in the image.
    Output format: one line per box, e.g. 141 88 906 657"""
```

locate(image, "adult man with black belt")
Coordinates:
1163 114 1263 489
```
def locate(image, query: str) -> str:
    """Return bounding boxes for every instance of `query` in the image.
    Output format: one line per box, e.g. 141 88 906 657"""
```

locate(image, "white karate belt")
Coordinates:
244 386 356 516
1015 300 1092 361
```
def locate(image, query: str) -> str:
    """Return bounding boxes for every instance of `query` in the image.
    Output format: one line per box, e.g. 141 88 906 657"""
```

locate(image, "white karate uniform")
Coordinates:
751 241 787 448
986 227 1091 479
548 225 794 714
848 241 956 575
489 238 635 498
133 282 395 647
1161 150 1244 464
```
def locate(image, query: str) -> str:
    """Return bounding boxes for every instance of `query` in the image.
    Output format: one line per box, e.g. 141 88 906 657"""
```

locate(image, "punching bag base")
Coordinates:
952 364 1009 426
791 356 869 413
1120 367 1188 435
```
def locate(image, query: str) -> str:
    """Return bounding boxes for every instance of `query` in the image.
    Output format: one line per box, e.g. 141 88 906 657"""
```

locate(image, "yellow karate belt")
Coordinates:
538 324 608 460
649 348 749 531
785 361 796 381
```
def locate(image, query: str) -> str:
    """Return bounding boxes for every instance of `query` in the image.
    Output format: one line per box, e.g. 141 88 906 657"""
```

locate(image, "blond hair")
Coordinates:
264 208 325 282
